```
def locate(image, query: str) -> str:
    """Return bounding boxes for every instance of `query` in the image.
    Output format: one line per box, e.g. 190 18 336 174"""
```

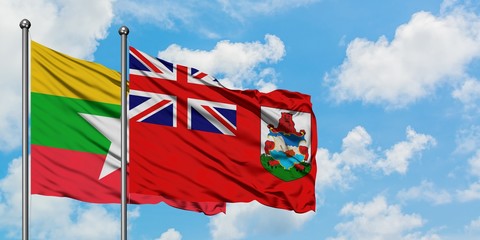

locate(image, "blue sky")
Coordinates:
1 0 480 239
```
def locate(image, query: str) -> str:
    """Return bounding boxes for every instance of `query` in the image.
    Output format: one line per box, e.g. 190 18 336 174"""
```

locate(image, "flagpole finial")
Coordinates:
118 26 129 36
19 19 31 29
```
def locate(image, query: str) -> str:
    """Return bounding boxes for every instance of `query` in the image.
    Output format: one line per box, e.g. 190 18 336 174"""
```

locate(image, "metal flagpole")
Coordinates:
119 25 129 240
20 18 31 240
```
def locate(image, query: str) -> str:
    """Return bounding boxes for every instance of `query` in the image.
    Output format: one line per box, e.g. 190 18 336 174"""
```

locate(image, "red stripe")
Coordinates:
202 105 236 135
130 99 171 123
194 72 208 79
32 144 124 203
175 65 188 129
176 65 188 82
31 144 226 214
129 46 163 73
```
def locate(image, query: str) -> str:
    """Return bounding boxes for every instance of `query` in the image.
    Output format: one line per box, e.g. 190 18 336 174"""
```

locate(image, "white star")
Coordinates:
79 113 125 179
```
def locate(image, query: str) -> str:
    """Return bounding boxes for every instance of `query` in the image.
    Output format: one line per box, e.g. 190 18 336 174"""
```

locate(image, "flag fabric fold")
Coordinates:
129 46 317 213
30 41 225 215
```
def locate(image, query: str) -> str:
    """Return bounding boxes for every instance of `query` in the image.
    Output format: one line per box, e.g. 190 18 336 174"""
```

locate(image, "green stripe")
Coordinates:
32 92 120 154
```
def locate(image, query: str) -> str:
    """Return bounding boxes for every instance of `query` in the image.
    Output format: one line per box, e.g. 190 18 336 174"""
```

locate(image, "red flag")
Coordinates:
129 46 317 213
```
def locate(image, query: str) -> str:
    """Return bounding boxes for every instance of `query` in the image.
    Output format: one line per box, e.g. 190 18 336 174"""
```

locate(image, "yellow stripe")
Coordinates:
31 41 121 104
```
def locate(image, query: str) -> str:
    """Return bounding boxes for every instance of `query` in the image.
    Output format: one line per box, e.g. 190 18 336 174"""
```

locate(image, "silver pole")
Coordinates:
19 18 31 240
119 25 129 240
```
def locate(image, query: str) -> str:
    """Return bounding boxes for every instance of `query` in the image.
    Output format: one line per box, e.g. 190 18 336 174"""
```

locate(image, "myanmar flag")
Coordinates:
30 41 225 214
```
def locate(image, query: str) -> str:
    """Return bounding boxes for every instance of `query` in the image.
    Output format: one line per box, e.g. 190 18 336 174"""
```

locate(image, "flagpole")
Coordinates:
19 18 31 240
119 25 129 240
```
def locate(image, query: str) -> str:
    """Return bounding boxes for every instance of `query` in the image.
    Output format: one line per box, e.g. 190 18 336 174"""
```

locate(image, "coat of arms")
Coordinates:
260 109 312 181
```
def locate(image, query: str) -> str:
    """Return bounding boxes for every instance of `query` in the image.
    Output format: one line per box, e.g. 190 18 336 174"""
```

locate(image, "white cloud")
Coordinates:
375 127 436 175
126 206 141 232
455 125 480 154
403 232 442 240
440 0 459 13
316 148 354 191
339 126 376 167
315 126 375 191
254 68 279 92
117 0 319 27
127 206 140 219
326 7 480 108
396 180 452 205
34 203 119 240
457 182 480 202
115 0 193 29
217 0 319 21
0 158 23 232
316 126 435 191
155 228 182 240
158 34 285 90
0 0 115 151
116 0 318 38
456 149 480 202
328 196 429 240
437 216 480 240
209 201 315 240
452 78 480 111
468 150 480 177
10 0 114 60
465 216 480 233
0 158 120 239
115 0 319 31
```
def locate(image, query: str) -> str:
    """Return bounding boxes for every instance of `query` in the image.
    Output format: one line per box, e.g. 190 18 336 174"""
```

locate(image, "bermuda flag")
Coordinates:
129 47 317 213
30 41 225 215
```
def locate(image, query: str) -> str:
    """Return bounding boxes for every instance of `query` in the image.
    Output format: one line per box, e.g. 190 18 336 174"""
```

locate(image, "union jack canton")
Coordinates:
129 47 237 136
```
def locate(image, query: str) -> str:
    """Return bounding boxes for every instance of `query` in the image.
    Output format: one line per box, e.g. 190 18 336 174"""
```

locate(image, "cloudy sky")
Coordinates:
1 0 480 239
